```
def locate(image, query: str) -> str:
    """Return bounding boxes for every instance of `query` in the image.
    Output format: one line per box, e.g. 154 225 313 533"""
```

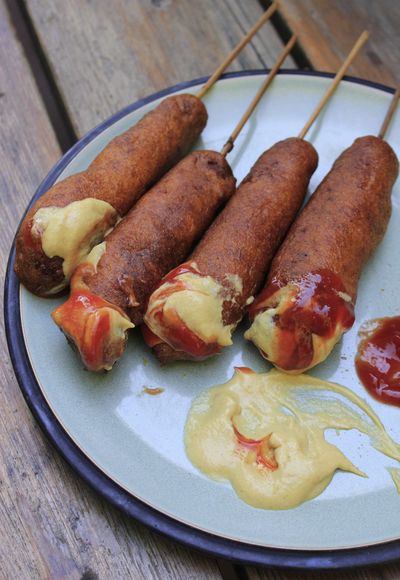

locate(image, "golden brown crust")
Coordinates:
269 136 399 300
191 138 318 325
14 94 207 296
150 138 318 364
84 150 236 325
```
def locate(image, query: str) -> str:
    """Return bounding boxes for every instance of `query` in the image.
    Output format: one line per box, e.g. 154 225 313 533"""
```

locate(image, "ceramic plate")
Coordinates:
5 71 400 569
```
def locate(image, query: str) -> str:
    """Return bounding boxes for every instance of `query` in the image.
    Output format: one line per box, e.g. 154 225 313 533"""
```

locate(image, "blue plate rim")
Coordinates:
4 70 400 570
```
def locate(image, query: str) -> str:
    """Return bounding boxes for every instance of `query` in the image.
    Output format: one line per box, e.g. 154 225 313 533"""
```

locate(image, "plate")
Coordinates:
5 71 400 569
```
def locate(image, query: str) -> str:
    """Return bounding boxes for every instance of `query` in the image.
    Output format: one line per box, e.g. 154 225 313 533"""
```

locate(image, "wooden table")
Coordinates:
1 1 399 577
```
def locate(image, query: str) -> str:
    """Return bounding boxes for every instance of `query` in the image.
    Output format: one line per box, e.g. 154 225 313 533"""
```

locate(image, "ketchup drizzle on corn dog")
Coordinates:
249 270 355 371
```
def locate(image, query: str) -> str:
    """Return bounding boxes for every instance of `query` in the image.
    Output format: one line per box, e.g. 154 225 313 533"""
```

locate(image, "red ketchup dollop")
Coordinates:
52 261 128 371
234 366 255 374
355 316 400 407
145 262 222 359
232 423 278 471
141 323 163 348
249 270 355 371
52 287 113 370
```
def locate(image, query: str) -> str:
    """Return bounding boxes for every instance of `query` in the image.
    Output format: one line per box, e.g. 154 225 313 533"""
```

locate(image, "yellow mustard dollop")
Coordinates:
185 368 400 510
148 269 242 347
32 198 118 291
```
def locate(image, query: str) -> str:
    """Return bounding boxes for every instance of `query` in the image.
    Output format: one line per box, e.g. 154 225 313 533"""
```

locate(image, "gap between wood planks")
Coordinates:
259 0 312 69
5 0 77 151
217 558 250 580
6 0 309 155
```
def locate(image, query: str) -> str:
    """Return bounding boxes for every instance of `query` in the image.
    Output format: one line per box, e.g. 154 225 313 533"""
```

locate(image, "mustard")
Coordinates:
389 468 400 494
32 198 118 292
185 368 400 510
147 267 242 348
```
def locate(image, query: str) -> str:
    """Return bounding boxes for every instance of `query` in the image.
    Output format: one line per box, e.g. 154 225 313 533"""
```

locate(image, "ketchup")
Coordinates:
232 423 278 471
152 308 221 358
52 261 130 371
141 323 163 348
234 366 255 374
250 270 355 371
248 277 282 319
52 287 113 370
146 262 221 359
155 262 201 289
355 316 400 407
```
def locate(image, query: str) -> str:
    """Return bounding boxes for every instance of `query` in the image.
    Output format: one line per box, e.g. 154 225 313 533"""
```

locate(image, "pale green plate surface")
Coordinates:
20 73 400 550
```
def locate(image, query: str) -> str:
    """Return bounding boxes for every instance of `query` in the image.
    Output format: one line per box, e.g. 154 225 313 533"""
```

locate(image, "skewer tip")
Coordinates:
298 30 370 140
196 1 280 100
378 87 400 139
219 32 297 156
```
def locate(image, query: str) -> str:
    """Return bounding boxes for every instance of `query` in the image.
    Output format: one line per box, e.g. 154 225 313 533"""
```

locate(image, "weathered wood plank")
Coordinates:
25 0 295 136
278 0 399 87
0 1 223 577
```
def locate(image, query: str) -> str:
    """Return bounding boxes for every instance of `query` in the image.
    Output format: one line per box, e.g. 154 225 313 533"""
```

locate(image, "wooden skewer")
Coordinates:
378 88 400 139
298 30 369 140
196 2 279 100
220 34 297 158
